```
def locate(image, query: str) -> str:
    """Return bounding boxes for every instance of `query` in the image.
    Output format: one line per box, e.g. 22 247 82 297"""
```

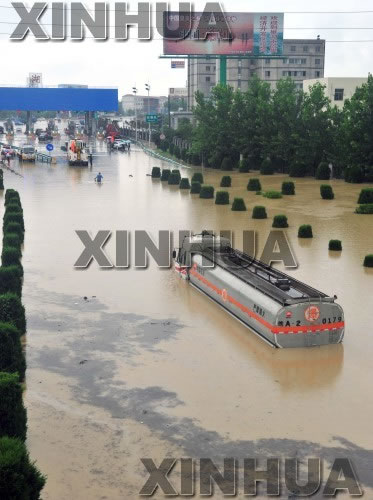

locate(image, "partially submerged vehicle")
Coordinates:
18 145 36 161
67 139 89 166
174 233 345 348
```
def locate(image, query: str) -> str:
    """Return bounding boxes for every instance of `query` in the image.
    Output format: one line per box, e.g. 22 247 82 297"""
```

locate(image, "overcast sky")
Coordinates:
1 0 373 97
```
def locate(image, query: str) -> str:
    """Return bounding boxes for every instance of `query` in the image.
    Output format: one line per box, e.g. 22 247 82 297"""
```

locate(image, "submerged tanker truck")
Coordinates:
174 233 345 348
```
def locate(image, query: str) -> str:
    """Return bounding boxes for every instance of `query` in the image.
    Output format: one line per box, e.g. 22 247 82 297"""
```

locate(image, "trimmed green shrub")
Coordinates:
190 182 201 194
0 436 46 498
0 372 27 440
247 178 262 191
355 204 373 214
199 186 214 199
0 293 26 334
221 157 233 171
289 162 306 178
316 162 331 180
329 240 342 251
191 172 204 184
272 215 288 228
344 165 364 183
5 203 23 215
220 176 231 187
151 166 161 178
0 267 22 296
282 181 295 195
5 189 20 206
181 148 188 162
231 198 247 211
239 157 250 173
364 255 373 267
167 173 180 185
298 225 313 238
0 322 25 380
260 157 274 175
255 191 262 195
160 169 171 181
2 247 21 267
172 169 181 179
168 143 175 155
215 191 229 205
3 212 24 233
320 185 334 200
174 145 181 159
263 191 282 199
3 233 20 249
179 178 190 189
4 222 23 244
252 206 267 219
358 188 373 204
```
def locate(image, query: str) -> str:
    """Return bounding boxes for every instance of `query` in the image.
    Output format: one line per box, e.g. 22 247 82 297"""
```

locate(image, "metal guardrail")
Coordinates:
136 140 192 169
36 152 52 163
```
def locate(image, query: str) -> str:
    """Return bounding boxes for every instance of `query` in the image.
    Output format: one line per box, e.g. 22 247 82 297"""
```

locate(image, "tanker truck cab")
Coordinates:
173 232 345 348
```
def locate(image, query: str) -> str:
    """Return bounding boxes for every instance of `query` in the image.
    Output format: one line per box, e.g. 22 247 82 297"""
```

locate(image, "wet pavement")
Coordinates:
1 127 373 498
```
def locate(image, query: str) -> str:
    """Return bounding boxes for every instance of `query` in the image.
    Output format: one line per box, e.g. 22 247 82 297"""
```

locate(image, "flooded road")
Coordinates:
1 135 373 498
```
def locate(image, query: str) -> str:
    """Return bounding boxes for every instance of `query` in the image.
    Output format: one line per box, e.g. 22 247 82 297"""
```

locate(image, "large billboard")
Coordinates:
163 12 284 56
0 87 118 111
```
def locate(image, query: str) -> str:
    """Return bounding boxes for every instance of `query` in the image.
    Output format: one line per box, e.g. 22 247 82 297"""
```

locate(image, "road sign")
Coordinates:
146 114 158 123
160 133 166 140
46 143 54 152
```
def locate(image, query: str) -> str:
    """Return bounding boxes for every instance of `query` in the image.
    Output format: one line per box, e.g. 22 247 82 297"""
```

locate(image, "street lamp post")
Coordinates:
145 83 151 147
132 86 138 141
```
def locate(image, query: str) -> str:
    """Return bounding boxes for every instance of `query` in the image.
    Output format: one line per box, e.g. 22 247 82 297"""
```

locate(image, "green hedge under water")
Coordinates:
252 206 267 219
247 178 262 192
0 322 25 380
190 182 201 194
272 215 288 228
220 176 231 188
0 372 27 440
231 198 246 211
3 222 24 244
199 186 214 199
0 293 26 335
0 436 46 499
215 191 229 205
0 266 22 296
298 225 313 238
191 172 204 184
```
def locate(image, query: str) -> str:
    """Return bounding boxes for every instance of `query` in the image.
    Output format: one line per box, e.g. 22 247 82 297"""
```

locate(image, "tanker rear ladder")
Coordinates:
200 247 329 307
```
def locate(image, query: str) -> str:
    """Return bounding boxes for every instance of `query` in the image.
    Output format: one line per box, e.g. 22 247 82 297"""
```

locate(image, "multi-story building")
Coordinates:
121 94 164 114
187 37 325 109
303 77 367 109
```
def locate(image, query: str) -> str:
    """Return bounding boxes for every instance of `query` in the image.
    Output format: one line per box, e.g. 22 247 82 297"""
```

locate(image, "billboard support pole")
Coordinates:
219 56 227 85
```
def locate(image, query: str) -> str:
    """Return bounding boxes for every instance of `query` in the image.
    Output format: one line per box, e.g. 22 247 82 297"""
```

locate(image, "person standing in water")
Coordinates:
88 153 93 167
95 172 103 183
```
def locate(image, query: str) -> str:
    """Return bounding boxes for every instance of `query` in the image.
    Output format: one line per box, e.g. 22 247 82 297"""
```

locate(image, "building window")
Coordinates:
334 89 344 101
291 45 296 52
316 45 321 52
250 59 255 65
265 59 271 65
302 71 306 77
301 58 307 64
206 66 210 71
315 59 321 65
303 46 309 52
265 71 271 77
293 71 298 77
206 76 211 82
237 80 241 88
283 58 288 64
250 70 255 77
238 66 242 75
315 71 321 77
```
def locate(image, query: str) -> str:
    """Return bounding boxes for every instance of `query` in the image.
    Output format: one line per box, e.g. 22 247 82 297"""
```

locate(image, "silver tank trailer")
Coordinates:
174 234 345 348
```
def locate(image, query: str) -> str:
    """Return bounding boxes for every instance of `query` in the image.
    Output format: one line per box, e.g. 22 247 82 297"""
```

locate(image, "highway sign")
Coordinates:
46 143 54 152
146 114 158 123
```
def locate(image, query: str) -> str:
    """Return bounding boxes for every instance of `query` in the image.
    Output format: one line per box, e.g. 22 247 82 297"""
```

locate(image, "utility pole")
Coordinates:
145 83 151 147
132 86 138 141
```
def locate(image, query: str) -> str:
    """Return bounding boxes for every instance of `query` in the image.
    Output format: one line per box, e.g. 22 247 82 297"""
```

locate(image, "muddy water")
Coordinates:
1 139 373 499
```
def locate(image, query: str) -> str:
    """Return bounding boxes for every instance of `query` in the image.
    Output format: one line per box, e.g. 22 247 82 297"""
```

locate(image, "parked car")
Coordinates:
38 132 53 142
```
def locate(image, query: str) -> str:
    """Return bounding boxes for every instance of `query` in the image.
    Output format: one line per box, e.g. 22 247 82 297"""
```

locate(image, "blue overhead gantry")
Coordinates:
0 86 118 135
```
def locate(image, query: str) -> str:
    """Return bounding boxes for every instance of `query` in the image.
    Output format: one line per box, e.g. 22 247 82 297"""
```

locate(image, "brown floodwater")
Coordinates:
1 131 373 499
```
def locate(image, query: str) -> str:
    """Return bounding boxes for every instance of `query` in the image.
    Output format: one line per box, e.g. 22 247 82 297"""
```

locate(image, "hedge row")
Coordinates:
0 190 45 498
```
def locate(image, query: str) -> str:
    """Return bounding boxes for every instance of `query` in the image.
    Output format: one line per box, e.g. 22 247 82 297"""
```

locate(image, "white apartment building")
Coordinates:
303 77 368 108
187 37 325 109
